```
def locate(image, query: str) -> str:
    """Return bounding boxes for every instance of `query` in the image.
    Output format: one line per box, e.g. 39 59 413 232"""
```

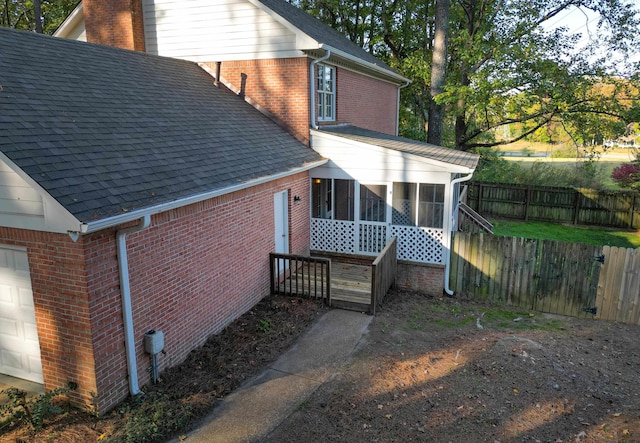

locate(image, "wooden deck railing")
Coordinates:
269 253 331 305
458 202 494 234
370 236 397 315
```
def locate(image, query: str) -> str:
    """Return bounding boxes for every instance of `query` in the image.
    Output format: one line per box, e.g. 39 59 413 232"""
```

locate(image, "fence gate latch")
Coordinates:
593 255 605 264
582 307 597 315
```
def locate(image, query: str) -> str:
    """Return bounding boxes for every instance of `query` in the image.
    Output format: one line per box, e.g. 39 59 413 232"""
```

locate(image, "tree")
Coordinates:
1 0 77 35
426 0 449 145
293 0 640 150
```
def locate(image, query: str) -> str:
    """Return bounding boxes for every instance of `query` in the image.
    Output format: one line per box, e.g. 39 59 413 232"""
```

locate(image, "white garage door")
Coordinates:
0 246 43 383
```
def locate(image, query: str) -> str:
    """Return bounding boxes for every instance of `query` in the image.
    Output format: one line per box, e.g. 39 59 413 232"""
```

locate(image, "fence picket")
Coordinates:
451 233 640 325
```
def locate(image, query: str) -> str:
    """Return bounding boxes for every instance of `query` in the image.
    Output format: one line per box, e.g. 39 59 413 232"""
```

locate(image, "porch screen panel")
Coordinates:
311 178 331 219
360 184 387 222
334 179 354 221
418 184 445 228
392 182 416 226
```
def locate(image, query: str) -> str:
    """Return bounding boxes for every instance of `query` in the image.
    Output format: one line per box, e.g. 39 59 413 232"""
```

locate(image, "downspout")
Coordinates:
309 48 331 130
116 214 151 396
396 79 411 136
444 173 473 295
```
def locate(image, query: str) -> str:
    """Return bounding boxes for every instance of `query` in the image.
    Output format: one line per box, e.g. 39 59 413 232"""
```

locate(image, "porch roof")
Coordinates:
318 125 479 171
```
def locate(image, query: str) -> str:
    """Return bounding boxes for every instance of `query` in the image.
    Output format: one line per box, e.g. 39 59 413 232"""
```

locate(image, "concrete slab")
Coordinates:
180 309 372 443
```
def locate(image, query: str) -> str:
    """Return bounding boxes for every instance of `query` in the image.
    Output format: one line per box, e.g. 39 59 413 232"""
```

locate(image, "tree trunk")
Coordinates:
426 0 450 146
34 0 43 33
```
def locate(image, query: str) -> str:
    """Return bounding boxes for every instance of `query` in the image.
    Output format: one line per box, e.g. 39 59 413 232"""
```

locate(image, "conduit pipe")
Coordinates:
396 79 411 136
444 173 474 296
116 214 151 396
309 48 331 130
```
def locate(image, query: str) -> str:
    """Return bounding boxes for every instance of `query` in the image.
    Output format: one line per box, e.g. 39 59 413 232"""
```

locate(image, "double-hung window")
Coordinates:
317 64 335 121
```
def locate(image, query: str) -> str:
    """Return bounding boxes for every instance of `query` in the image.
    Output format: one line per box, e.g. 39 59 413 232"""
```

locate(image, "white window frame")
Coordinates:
317 64 335 122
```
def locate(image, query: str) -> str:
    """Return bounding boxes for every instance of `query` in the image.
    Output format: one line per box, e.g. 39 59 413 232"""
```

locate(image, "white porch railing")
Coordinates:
311 218 444 264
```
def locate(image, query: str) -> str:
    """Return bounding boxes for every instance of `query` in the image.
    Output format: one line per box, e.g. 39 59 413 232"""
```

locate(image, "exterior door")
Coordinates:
357 183 389 254
274 191 289 270
0 246 43 383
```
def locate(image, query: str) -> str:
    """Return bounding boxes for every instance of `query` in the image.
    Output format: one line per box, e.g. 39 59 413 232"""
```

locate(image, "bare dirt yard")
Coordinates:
2 290 640 442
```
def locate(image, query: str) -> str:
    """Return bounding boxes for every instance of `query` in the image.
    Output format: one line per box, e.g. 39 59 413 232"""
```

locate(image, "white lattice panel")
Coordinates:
311 219 356 253
391 226 444 263
392 200 413 225
359 223 387 254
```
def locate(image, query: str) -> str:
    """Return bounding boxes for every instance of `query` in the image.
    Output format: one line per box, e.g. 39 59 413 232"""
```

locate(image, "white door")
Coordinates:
0 246 43 383
274 191 289 271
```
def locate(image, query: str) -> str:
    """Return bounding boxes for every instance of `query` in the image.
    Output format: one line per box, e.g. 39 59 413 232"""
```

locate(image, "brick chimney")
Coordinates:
83 0 146 52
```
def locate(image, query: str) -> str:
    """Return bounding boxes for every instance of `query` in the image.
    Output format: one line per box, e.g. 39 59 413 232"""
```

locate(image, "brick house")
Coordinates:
0 0 478 413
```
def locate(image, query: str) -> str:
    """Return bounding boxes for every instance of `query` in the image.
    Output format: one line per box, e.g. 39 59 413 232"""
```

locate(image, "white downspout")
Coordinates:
444 173 474 295
310 48 331 130
396 79 410 136
116 214 151 396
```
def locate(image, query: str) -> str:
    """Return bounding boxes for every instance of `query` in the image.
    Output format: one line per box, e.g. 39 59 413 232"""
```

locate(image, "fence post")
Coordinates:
630 194 636 229
478 183 484 214
524 187 531 221
572 190 581 225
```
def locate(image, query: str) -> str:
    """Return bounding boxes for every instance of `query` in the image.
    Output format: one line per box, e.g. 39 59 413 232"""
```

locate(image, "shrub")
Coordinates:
611 163 640 190
0 383 76 431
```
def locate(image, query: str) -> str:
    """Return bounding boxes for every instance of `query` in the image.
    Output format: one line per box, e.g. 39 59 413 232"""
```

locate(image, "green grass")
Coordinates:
492 220 640 248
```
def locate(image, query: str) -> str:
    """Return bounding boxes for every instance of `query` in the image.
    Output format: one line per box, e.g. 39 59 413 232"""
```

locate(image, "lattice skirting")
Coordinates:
311 219 445 264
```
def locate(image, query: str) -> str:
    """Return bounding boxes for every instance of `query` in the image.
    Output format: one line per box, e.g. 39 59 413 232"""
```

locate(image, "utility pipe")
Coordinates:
309 48 331 130
116 214 151 396
444 173 474 296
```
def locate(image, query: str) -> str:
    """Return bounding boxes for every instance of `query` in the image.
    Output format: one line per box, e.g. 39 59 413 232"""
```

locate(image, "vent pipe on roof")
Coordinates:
444 173 473 296
310 49 331 130
215 62 221 87
116 215 151 397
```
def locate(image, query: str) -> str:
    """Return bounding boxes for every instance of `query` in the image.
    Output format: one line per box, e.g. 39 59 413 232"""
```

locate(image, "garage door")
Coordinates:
0 246 43 383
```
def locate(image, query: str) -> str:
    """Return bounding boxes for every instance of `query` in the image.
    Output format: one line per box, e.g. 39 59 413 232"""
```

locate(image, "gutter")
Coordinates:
80 160 327 234
116 214 151 397
444 172 474 296
310 49 331 130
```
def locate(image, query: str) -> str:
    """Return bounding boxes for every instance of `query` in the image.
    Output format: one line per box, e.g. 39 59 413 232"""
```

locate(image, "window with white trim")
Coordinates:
317 64 335 121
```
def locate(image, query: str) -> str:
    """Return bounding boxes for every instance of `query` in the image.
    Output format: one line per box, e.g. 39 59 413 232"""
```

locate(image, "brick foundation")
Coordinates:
396 262 445 297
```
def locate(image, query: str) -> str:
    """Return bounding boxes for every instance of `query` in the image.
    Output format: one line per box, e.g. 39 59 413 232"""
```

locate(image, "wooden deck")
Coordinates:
330 262 372 312
283 260 372 312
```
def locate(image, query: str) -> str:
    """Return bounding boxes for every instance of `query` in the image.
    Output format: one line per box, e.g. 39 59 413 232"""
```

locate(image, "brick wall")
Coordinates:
84 0 145 51
207 59 311 145
0 228 98 409
86 172 311 412
396 262 445 297
332 68 398 135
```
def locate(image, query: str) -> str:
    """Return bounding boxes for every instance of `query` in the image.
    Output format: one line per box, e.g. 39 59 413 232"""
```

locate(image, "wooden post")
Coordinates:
630 194 636 229
478 183 484 214
524 187 531 221
573 190 581 225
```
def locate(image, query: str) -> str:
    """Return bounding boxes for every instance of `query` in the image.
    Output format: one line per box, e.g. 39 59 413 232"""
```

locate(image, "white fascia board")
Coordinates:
317 45 410 85
246 0 320 49
52 2 84 38
81 159 327 234
310 129 475 174
0 152 81 234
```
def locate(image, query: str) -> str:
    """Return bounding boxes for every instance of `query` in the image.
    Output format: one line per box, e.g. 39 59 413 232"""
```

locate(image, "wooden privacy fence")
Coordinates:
450 232 640 325
370 236 397 315
467 182 640 229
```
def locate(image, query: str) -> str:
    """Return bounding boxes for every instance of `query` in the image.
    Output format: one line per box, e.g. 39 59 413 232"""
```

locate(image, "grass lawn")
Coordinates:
492 219 640 248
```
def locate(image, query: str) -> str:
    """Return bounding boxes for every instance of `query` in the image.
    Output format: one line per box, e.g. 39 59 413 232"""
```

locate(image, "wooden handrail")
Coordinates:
370 236 397 315
270 253 331 305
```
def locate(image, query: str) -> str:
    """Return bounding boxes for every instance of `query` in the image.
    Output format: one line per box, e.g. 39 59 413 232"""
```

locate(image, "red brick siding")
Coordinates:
84 0 146 51
396 263 444 297
87 172 311 412
1 173 311 413
0 228 97 408
332 68 398 135
208 59 310 145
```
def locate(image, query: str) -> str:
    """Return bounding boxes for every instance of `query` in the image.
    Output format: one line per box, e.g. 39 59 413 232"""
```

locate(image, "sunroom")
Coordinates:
309 125 480 266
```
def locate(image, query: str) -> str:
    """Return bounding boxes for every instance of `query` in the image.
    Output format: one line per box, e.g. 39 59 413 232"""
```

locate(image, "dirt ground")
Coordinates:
2 290 640 442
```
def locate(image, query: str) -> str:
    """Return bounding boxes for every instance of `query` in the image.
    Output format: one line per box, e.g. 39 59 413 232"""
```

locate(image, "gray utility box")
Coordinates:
144 330 164 355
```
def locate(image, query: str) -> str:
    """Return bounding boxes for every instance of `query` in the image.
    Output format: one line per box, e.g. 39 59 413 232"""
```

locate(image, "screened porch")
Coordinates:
310 178 449 264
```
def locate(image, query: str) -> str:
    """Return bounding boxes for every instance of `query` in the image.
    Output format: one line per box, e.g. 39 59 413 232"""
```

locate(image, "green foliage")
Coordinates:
492 220 640 248
257 318 272 333
0 0 78 34
0 382 76 431
110 392 193 443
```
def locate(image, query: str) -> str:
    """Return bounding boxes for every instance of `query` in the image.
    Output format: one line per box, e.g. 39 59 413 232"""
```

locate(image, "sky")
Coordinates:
542 1 640 70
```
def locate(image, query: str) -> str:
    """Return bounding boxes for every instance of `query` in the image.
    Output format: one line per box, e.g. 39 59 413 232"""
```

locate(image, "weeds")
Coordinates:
0 382 77 432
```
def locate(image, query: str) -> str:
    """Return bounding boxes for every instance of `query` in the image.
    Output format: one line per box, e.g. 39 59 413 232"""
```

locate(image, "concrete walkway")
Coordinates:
179 309 372 443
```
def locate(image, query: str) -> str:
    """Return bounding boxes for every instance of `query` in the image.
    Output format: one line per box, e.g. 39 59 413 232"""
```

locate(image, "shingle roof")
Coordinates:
258 0 398 76
319 125 479 170
0 27 322 223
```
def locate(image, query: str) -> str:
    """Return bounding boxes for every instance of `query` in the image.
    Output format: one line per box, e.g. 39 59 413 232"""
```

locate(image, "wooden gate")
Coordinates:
450 233 640 324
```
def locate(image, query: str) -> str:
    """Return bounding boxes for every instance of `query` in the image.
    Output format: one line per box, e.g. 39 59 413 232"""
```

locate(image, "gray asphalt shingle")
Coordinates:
0 27 322 222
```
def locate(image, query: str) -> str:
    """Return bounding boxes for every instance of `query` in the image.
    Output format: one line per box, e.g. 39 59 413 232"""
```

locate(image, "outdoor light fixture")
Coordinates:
294 195 301 202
